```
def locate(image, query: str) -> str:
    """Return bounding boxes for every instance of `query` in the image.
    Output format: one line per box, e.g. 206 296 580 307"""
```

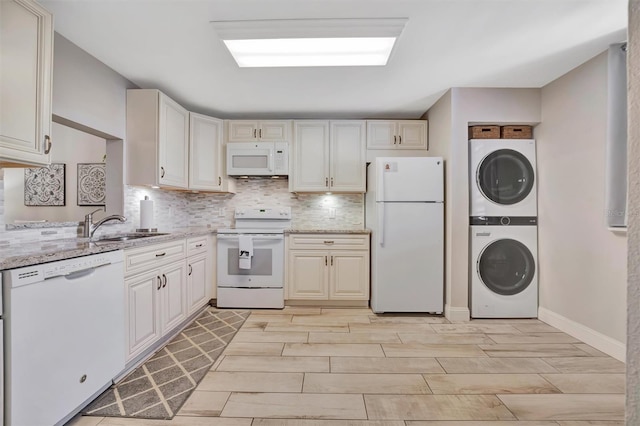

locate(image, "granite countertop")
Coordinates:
0 227 216 271
285 229 371 234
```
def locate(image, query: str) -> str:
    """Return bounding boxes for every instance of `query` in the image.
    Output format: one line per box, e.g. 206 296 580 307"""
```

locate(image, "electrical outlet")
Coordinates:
218 207 226 217
328 208 336 219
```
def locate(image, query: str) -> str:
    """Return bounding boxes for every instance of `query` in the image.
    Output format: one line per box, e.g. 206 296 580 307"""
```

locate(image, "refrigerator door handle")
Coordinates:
378 202 385 246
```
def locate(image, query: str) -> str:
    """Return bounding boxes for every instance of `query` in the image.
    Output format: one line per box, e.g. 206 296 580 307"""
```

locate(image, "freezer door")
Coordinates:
376 157 443 202
371 202 444 313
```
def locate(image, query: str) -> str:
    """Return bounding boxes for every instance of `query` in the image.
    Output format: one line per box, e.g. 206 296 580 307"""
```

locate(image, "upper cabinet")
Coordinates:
0 0 53 167
291 120 366 193
127 89 189 189
189 113 230 192
366 120 428 150
227 120 291 142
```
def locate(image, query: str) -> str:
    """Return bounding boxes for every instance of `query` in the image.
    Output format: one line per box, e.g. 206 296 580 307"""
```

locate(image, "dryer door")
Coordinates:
478 238 535 295
477 149 535 205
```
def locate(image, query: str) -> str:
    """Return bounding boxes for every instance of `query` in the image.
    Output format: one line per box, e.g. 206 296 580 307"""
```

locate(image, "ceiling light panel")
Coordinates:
211 18 407 68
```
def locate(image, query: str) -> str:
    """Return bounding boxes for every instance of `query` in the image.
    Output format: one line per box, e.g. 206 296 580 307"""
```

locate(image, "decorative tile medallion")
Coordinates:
24 163 66 206
82 308 249 420
77 163 106 206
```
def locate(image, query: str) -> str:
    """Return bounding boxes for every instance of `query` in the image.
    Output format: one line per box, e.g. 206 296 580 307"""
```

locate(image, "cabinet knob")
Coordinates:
44 135 52 154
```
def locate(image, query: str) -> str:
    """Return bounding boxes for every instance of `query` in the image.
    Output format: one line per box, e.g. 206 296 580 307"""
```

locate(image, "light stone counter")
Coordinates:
285 229 371 234
0 227 216 271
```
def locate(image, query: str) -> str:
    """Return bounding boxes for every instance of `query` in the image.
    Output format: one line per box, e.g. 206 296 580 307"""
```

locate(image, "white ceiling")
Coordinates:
41 0 627 119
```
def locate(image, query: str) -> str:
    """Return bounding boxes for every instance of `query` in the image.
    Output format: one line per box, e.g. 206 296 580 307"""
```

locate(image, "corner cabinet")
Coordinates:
366 120 428 150
286 233 370 303
227 120 291 142
0 0 53 167
127 89 189 189
190 113 235 192
290 120 366 193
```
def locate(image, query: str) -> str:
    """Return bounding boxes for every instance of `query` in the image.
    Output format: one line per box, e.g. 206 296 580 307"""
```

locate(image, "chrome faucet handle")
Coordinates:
85 208 103 222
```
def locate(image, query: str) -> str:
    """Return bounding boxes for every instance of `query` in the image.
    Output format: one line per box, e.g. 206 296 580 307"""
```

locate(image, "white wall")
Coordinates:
537 51 627 358
627 0 640 422
4 123 106 224
52 33 137 139
429 88 541 321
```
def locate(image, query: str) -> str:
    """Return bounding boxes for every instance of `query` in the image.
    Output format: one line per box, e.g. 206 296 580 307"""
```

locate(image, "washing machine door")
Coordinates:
478 238 535 295
477 149 534 205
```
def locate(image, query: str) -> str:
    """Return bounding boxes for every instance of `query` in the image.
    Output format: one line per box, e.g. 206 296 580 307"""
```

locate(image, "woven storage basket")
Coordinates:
468 125 500 139
501 125 533 139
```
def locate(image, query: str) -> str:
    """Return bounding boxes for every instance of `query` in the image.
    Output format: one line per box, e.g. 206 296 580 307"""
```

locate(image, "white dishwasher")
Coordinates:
2 250 125 426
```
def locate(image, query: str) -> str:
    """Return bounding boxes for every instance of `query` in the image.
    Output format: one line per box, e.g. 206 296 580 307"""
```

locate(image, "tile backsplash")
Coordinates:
0 177 365 245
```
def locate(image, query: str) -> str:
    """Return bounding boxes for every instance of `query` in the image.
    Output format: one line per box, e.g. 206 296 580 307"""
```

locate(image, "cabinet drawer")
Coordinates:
124 239 186 276
288 234 370 250
187 236 208 256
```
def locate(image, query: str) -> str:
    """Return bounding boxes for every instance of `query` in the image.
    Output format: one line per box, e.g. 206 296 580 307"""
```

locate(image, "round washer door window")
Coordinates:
477 149 534 205
478 238 535 296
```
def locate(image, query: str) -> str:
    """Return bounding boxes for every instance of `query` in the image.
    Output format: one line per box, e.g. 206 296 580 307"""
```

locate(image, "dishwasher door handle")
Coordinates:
47 262 112 280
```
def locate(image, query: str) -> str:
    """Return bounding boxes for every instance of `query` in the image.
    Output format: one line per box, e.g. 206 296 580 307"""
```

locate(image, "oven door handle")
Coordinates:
217 234 284 240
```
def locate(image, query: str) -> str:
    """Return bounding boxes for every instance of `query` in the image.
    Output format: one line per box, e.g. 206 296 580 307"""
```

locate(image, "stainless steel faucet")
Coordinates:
83 209 126 239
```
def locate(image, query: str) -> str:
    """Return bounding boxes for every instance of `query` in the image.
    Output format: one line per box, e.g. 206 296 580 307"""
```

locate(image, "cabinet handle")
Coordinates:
44 135 52 154
331 256 333 266
330 177 334 187
323 240 334 244
393 135 397 145
157 276 162 290
325 256 328 266
162 274 167 288
160 167 165 178
218 176 222 185
398 135 402 144
195 243 203 248
259 128 262 138
188 264 193 276
253 129 257 138
155 252 166 257
325 177 329 187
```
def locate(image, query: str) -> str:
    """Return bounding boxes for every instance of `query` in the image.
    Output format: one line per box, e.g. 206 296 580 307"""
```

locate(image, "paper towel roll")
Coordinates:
140 197 154 230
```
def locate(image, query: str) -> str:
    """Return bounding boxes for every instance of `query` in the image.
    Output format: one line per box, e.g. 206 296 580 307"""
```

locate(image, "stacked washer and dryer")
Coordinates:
469 138 538 318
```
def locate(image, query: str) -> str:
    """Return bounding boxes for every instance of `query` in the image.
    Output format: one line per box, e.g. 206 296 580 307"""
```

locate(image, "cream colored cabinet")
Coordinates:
291 120 366 192
127 89 189 189
189 113 235 192
124 239 189 362
186 236 213 315
287 234 370 301
0 0 53 167
366 120 427 150
227 120 291 142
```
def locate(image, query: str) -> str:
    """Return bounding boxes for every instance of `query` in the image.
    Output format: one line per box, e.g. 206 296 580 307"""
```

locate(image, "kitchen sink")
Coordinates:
96 233 169 242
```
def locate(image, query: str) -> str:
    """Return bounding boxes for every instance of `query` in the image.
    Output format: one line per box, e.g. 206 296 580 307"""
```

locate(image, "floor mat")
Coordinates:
82 308 249 420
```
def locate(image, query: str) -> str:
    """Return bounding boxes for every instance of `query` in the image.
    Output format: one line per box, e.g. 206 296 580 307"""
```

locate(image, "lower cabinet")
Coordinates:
287 234 370 302
124 235 213 363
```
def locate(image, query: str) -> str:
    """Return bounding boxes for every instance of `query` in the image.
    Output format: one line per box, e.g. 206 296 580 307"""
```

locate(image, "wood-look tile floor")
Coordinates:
68 307 625 426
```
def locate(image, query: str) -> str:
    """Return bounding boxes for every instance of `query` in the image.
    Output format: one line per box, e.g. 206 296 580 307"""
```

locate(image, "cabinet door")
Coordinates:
259 121 290 141
291 121 330 192
126 270 161 361
330 121 366 192
397 121 427 150
288 250 329 300
366 121 396 149
228 121 259 141
158 93 189 188
330 251 370 300
189 113 223 191
160 260 187 335
0 0 53 166
187 254 208 316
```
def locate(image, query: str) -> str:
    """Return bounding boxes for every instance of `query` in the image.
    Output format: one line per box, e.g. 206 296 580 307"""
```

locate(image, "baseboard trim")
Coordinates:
445 304 470 322
538 306 626 362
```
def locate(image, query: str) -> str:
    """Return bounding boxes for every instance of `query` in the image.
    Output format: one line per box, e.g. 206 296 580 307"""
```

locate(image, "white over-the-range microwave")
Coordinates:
226 142 289 176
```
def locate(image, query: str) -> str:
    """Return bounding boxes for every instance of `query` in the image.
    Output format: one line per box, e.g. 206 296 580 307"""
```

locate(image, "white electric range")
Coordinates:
216 207 291 309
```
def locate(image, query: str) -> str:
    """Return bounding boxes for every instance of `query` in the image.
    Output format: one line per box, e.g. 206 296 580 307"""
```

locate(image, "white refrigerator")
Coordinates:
366 157 444 313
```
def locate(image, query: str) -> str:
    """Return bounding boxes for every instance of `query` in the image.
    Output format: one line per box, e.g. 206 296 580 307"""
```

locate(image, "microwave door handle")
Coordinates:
269 150 274 172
